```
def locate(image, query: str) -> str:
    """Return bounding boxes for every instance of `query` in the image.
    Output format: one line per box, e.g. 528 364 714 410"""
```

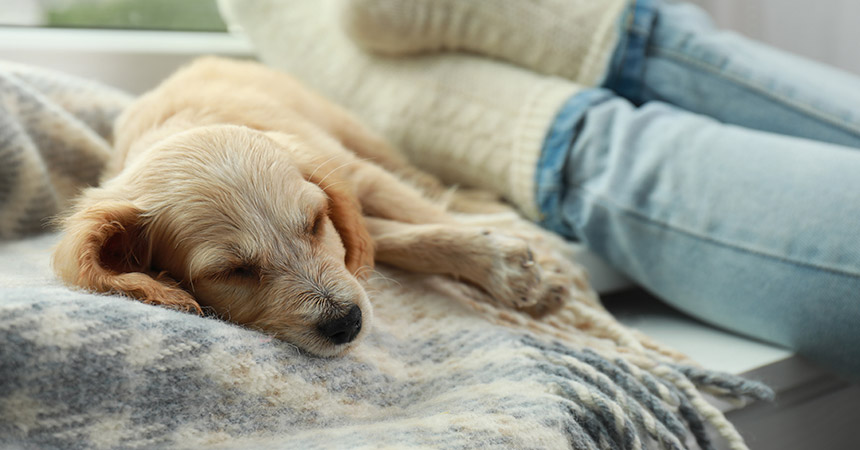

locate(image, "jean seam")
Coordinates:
651 45 860 138
572 186 860 279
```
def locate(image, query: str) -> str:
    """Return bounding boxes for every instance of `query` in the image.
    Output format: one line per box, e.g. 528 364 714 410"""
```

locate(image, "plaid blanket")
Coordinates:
0 63 772 449
0 61 130 239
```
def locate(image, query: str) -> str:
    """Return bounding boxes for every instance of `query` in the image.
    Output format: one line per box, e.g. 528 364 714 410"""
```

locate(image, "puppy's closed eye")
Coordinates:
209 263 260 282
308 209 328 237
227 264 259 279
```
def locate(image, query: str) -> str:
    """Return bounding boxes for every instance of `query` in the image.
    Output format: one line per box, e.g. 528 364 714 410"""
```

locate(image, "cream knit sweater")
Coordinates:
342 0 630 85
219 0 626 219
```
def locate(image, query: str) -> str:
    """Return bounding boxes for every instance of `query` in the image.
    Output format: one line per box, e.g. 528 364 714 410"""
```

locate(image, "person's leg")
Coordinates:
605 0 860 148
339 0 629 86
340 0 860 149
537 88 860 378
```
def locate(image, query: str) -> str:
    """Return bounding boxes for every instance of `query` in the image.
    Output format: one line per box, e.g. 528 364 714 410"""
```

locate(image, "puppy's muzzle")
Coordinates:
318 304 362 344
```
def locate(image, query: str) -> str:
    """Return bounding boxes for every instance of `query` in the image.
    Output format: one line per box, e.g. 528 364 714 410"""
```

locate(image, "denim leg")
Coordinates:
537 89 860 378
604 0 860 149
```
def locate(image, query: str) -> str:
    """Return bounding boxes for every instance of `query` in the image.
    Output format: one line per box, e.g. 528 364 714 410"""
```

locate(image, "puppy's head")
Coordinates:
53 126 374 356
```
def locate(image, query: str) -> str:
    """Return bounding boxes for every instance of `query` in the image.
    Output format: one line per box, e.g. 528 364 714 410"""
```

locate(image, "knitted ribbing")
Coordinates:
218 0 582 219
341 0 630 85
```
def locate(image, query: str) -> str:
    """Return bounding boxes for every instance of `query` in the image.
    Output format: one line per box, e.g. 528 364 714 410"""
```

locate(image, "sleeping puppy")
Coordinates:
53 57 564 356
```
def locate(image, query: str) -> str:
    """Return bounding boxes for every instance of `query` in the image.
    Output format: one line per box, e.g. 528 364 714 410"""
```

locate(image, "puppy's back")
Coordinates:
111 57 352 178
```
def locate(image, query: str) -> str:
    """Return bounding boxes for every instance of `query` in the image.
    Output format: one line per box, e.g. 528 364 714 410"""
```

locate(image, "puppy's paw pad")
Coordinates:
520 282 568 318
480 232 542 308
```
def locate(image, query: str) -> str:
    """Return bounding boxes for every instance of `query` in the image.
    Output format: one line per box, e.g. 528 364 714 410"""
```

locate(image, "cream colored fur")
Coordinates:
53 57 569 356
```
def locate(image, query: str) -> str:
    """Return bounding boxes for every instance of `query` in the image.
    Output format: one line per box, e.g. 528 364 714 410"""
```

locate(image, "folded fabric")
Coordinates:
341 0 628 84
0 61 131 239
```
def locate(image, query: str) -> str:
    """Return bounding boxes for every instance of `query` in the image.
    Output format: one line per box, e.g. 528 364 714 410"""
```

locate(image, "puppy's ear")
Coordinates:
52 197 202 313
306 170 375 280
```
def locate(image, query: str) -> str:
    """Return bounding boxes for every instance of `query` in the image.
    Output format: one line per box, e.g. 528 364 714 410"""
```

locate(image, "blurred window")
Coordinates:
0 0 227 32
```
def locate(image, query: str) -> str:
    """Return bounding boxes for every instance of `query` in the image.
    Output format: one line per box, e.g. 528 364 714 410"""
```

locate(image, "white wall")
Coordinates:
688 0 860 75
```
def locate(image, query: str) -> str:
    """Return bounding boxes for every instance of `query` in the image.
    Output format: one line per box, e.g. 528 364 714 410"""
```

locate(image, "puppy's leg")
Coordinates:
366 217 545 309
453 211 601 317
346 160 452 224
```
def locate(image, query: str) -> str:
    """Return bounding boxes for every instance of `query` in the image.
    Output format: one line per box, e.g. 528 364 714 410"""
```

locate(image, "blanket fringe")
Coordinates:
428 276 773 450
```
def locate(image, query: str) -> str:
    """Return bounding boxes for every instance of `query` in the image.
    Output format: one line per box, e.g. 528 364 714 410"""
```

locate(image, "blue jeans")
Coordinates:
536 0 860 378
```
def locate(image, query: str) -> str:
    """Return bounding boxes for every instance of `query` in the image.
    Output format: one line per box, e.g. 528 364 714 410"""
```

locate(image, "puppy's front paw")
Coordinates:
507 231 595 318
472 230 542 309
518 256 572 318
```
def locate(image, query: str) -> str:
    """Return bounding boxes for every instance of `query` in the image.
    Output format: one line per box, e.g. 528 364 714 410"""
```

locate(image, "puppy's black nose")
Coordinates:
318 304 362 345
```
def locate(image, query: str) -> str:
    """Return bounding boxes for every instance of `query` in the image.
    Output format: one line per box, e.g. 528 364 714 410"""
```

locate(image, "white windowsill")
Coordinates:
0 26 255 93
0 26 254 54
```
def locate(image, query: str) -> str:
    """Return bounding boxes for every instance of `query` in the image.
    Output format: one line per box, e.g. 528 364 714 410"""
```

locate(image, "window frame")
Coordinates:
0 27 254 93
